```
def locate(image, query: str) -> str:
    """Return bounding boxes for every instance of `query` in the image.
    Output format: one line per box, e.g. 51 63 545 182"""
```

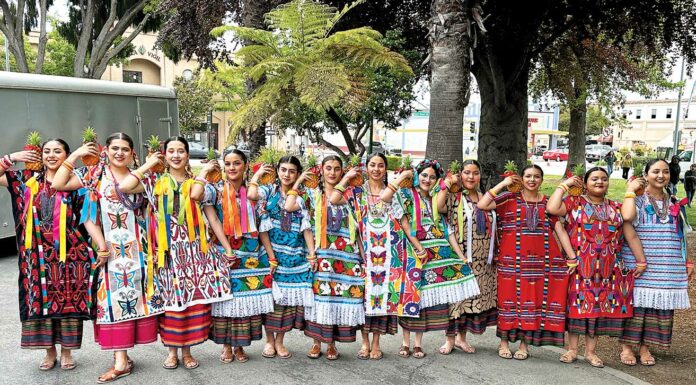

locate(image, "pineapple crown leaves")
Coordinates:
254 147 285 165
400 155 412 169
206 148 217 160
448 160 461 173
146 135 161 150
633 160 647 176
572 163 586 176
504 160 518 173
81 126 97 142
26 131 42 146
304 154 319 168
348 154 362 167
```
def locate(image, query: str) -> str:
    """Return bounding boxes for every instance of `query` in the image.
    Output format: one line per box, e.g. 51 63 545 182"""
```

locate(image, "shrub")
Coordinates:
386 155 401 171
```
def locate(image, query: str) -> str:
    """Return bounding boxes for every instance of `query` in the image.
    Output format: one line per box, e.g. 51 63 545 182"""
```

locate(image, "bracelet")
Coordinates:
686 261 693 268
248 181 259 188
61 161 74 172
565 256 578 262
65 159 76 168
487 189 497 198
387 184 398 193
414 248 427 257
624 192 636 199
287 189 299 197
557 184 568 193
439 179 450 191
268 258 279 267
130 170 144 181
334 184 346 193
193 180 205 187
96 249 110 257
566 261 579 268
307 255 317 262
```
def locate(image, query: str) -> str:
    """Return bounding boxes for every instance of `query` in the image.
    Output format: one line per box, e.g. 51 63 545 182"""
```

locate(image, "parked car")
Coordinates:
585 144 612 163
224 143 251 160
367 141 385 154
189 141 219 159
542 148 569 161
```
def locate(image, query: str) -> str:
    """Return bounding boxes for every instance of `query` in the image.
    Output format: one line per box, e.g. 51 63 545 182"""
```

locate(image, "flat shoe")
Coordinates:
277 349 292 359
513 350 529 360
97 366 132 384
307 344 322 359
560 350 577 364
454 342 476 354
60 357 77 370
639 353 655 366
398 345 410 358
219 349 234 364
182 355 199 369
234 347 249 363
498 345 513 359
357 348 370 360
39 358 57 371
584 355 604 368
619 352 636 366
438 344 454 355
162 356 179 370
262 343 276 358
326 345 339 361
370 351 383 360
412 347 426 359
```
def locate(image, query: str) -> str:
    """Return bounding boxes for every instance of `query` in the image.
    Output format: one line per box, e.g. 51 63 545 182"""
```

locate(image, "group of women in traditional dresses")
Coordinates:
1 132 693 383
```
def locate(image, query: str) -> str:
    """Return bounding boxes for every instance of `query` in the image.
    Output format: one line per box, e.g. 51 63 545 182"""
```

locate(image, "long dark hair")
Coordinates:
163 136 189 153
224 149 249 181
644 158 668 175
583 166 609 183
521 163 544 179
42 138 70 154
105 132 139 168
461 159 482 192
276 155 303 187
319 155 343 191
366 152 388 186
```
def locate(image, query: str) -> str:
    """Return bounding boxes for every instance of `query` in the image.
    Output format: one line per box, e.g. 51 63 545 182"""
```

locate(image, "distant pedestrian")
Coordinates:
604 151 616 177
668 155 681 196
621 153 633 179
299 143 305 157
685 164 696 206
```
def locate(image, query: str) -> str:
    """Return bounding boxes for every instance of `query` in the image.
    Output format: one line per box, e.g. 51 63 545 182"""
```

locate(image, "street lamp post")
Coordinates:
673 58 686 157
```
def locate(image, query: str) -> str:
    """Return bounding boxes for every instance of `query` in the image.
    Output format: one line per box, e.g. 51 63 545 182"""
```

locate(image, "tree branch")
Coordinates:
74 0 95 77
91 0 148 69
90 0 119 69
326 107 357 155
92 13 151 78
312 131 348 159
34 0 48 73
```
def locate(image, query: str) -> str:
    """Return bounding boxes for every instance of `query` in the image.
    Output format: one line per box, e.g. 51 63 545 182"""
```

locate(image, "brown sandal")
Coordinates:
620 351 637 366
162 355 178 370
219 347 234 364
357 347 370 360
326 344 339 360
60 356 76 370
307 344 322 359
413 347 426 359
182 355 199 369
97 366 132 384
234 347 249 363
398 345 410 358
39 357 57 371
560 350 577 363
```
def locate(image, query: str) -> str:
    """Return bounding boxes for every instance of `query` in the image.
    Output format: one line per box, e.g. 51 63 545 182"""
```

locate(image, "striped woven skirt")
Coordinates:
399 304 449 333
619 307 675 347
159 304 211 348
446 308 497 336
566 317 625 338
263 304 304 333
21 318 84 349
496 328 565 347
94 317 159 350
363 316 398 335
304 321 358 344
210 315 263 346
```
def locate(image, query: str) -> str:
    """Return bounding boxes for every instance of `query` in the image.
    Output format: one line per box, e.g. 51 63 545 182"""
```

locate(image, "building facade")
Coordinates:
613 98 696 151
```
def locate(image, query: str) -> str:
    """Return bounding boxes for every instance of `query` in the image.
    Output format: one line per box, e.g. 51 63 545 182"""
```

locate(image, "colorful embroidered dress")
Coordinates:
303 188 365 342
445 191 498 335
619 194 690 347
75 166 164 325
494 192 568 346
564 196 633 319
395 188 480 309
7 170 96 349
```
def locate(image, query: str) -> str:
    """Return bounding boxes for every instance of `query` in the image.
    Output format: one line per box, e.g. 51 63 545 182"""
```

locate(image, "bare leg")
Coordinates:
638 344 655 365
498 338 512 359
560 333 579 363
358 330 370 359
370 333 383 359
584 335 604 367
413 332 425 358
455 331 475 353
275 332 290 357
439 334 455 354
263 326 276 357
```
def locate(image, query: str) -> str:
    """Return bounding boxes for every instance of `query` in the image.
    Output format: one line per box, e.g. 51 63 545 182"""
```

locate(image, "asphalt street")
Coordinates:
0 244 649 385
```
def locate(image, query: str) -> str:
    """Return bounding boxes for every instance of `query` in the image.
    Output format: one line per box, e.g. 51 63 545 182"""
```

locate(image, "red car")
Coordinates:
542 148 569 161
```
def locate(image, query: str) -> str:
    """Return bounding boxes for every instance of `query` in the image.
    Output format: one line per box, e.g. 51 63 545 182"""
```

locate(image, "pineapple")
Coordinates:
630 159 647 196
397 155 413 188
146 135 165 174
346 154 364 187
447 160 462 193
80 126 100 166
252 147 281 185
23 131 43 171
205 148 222 183
303 154 320 188
502 160 522 193
568 163 585 196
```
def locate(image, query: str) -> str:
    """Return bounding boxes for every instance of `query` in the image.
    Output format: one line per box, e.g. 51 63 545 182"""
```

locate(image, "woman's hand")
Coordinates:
500 174 522 188
296 170 312 187
252 164 274 181
309 253 318 272
200 159 220 178
445 173 460 187
562 175 583 189
73 142 100 159
627 177 646 193
224 249 237 268
95 250 110 269
344 167 361 181
10 150 42 164
687 262 694 281
145 152 164 169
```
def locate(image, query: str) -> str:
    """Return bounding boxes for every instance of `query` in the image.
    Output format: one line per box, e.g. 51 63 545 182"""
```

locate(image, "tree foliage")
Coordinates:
174 71 215 134
212 0 413 157
0 0 53 73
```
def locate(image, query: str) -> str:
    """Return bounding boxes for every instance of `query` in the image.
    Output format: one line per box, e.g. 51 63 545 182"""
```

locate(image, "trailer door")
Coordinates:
137 98 173 159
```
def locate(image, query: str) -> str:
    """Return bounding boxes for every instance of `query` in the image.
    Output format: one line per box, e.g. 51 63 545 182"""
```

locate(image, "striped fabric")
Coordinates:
566 317 625 338
398 304 450 333
362 315 398 335
21 318 83 349
304 321 358 344
619 307 675 347
159 304 211 348
445 308 497 336
263 304 305 333
495 328 566 347
210 315 263 347
94 317 159 350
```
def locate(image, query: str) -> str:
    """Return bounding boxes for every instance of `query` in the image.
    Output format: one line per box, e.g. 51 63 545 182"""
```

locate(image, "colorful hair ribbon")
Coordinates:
23 177 40 250
153 173 176 267
53 192 68 262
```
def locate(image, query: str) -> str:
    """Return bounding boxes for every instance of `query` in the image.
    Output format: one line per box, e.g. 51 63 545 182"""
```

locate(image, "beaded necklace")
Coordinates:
646 191 670 223
520 191 541 230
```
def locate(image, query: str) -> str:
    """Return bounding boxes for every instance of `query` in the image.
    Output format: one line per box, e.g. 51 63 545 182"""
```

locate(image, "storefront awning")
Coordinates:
531 130 568 136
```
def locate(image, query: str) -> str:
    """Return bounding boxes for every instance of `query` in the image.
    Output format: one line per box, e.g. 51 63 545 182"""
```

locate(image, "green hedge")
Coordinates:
387 155 401 171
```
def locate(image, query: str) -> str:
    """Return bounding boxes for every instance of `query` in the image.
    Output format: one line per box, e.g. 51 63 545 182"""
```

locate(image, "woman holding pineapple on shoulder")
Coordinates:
382 159 480 359
285 155 366 360
1 134 97 372
329 153 405 360
247 154 313 360
199 148 274 363
477 163 575 361
53 132 163 383
119 136 233 370
547 166 642 368
436 159 498 355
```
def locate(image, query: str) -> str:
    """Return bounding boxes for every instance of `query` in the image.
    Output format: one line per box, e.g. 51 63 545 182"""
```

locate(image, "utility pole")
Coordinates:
673 58 686 157
4 34 9 71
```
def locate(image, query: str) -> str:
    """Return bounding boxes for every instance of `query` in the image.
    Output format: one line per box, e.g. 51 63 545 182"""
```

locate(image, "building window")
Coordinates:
666 108 672 119
651 108 657 119
635 109 641 119
123 70 142 83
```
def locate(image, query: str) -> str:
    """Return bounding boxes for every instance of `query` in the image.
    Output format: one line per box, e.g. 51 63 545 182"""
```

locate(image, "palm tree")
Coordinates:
211 0 412 155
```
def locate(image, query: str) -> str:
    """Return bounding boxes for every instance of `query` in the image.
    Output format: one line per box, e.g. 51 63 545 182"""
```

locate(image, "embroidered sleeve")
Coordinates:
494 191 514 217
140 173 158 205
389 197 404 220
258 184 272 201
201 182 219 207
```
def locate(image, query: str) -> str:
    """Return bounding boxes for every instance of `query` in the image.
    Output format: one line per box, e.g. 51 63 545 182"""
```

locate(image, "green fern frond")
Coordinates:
325 0 366 36
294 61 351 111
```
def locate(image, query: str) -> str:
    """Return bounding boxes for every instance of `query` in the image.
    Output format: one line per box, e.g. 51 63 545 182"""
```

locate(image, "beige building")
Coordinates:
613 98 696 151
26 30 230 151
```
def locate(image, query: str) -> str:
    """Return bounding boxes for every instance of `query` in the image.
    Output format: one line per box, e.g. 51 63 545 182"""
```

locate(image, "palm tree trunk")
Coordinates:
425 0 472 167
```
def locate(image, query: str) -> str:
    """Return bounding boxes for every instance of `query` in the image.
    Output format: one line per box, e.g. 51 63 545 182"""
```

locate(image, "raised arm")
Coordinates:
247 164 274 201
620 178 646 222
118 153 164 194
547 175 581 216
477 175 520 211
435 174 458 214
0 150 42 187
330 167 359 205
53 143 99 191
284 173 309 213
381 169 412 203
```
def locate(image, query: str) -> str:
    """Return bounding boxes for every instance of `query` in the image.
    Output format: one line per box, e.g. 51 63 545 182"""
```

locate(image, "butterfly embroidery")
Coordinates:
370 232 387 248
118 298 138 316
108 212 129 229
111 242 133 259
371 270 386 285
370 250 386 266
113 270 136 289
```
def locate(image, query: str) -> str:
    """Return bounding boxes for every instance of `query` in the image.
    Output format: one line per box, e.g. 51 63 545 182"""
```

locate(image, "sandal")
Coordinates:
60 355 76 370
233 347 249 363
513 350 529 360
97 366 132 384
182 355 199 369
262 343 277 358
357 347 370 360
307 344 322 359
398 345 411 358
454 341 476 354
370 350 384 360
438 343 454 355
326 344 339 360
412 347 426 359
639 352 656 366
162 355 179 370
219 347 234 364
560 350 577 364
497 345 513 359
39 357 57 371
584 354 604 368
620 351 637 366
276 345 292 359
